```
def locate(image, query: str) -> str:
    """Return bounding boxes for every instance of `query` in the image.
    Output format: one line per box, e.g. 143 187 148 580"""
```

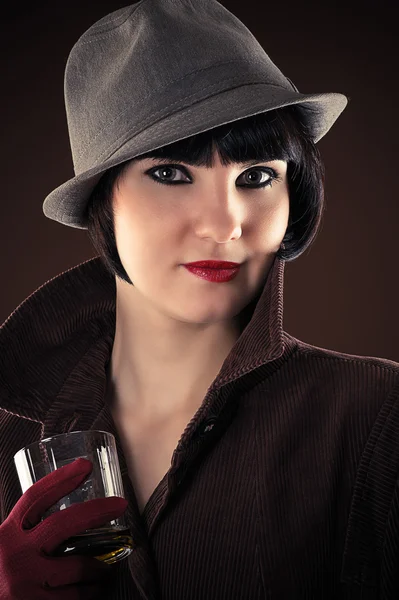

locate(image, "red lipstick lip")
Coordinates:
184 260 241 269
183 263 241 283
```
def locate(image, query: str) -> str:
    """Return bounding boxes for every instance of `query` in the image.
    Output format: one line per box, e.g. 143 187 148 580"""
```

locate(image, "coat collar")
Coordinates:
0 254 293 424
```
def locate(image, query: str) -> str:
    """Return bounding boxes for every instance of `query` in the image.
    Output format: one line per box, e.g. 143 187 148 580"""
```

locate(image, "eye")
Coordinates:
238 168 280 188
146 164 281 188
147 165 190 185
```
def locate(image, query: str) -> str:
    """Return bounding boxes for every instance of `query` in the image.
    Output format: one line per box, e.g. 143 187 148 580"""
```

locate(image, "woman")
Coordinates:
1 0 399 599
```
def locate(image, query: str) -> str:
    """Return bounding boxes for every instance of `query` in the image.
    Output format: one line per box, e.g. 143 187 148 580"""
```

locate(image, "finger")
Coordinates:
42 555 113 588
39 496 128 555
17 458 93 529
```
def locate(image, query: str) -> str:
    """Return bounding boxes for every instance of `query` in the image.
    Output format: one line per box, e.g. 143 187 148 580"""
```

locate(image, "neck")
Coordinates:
105 283 243 420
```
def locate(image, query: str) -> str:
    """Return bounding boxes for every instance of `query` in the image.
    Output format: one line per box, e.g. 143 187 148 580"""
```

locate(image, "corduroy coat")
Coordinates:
1 254 399 600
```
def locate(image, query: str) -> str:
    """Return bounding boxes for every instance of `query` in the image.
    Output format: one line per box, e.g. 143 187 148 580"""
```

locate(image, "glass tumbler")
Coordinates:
13 430 133 564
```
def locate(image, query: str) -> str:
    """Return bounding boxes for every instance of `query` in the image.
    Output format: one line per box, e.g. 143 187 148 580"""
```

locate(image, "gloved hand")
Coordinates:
0 457 128 599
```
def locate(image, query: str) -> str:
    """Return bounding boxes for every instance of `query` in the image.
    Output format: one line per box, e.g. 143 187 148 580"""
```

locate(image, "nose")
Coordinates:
194 190 244 243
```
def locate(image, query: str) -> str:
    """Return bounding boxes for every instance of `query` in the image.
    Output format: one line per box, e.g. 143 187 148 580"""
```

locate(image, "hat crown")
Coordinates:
65 0 294 173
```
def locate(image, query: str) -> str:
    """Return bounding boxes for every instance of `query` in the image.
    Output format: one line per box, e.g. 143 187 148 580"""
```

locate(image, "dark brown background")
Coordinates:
1 0 398 361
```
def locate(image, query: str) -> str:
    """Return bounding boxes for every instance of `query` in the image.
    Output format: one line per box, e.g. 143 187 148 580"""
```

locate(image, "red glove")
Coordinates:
0 457 128 599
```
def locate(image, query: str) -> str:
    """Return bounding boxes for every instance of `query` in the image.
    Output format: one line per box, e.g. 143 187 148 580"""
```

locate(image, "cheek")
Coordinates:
113 206 178 272
113 210 147 271
252 197 290 248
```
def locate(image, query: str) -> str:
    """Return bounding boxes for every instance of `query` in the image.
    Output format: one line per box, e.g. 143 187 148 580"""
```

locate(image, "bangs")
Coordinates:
130 105 308 170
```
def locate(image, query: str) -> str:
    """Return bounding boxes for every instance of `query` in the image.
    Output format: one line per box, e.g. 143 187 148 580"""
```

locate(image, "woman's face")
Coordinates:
112 146 290 325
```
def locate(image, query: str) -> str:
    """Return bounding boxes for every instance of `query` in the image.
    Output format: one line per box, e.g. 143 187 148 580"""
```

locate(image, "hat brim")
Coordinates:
43 84 347 229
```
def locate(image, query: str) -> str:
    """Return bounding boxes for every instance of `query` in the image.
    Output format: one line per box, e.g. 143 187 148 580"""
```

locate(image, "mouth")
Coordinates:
183 261 242 283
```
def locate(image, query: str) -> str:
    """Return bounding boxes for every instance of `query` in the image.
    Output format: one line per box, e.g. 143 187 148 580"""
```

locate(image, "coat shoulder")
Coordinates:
285 333 399 393
277 334 399 431
292 335 399 374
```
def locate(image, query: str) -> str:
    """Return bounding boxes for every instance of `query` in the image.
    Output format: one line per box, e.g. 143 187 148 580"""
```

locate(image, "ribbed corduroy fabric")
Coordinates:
1 254 399 599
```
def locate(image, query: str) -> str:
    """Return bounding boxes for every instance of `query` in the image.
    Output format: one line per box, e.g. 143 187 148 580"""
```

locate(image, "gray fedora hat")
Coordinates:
43 0 348 230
